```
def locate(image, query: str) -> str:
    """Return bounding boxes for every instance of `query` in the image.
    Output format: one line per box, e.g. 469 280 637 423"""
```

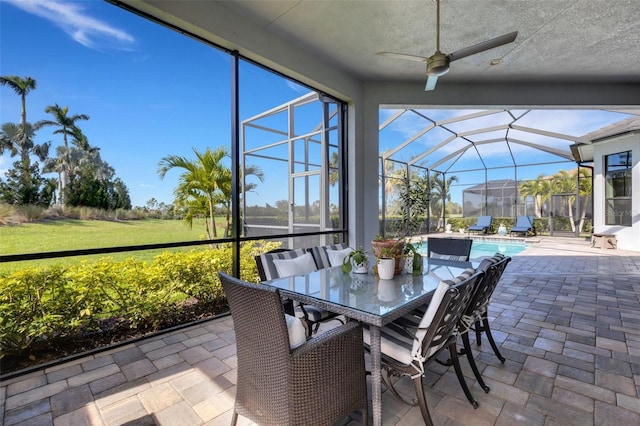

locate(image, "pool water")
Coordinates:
468 240 527 259
420 240 527 259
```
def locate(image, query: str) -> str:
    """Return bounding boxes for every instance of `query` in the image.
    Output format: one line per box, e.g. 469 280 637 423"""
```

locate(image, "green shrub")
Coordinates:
0 239 280 358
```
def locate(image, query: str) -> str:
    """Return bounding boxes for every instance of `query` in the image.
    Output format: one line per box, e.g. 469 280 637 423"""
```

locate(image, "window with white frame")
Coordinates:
605 151 632 226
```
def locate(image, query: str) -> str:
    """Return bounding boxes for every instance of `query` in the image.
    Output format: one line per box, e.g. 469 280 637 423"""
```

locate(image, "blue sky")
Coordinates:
1 0 634 210
0 0 310 207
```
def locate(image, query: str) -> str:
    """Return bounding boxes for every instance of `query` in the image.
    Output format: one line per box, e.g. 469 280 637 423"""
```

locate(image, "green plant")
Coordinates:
341 246 368 273
377 245 400 259
0 240 275 360
403 239 424 276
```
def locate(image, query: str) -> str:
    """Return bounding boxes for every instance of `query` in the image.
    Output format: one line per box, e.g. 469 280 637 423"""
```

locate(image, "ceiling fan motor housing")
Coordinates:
427 51 450 76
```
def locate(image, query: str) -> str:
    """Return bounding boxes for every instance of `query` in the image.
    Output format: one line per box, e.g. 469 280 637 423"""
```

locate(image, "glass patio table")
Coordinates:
261 257 476 426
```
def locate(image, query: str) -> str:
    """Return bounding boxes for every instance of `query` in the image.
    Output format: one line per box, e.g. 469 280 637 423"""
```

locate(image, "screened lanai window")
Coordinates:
240 65 346 249
378 108 634 234
1 1 347 269
605 151 632 226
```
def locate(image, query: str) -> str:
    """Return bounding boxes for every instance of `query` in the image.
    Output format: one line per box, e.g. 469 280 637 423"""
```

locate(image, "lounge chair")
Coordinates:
468 215 492 235
510 215 534 237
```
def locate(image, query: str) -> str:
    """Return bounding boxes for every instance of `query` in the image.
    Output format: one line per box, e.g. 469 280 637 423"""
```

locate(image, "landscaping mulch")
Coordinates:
1 300 228 377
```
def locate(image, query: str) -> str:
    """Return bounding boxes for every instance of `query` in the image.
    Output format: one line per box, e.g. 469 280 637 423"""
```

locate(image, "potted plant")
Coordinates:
375 246 398 280
342 246 370 273
403 239 424 276
371 234 404 276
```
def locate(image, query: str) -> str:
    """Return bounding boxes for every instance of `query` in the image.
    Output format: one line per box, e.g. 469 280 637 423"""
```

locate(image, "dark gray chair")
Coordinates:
468 215 493 234
255 248 342 336
219 272 368 426
464 254 512 364
363 268 483 425
427 237 473 261
510 215 534 236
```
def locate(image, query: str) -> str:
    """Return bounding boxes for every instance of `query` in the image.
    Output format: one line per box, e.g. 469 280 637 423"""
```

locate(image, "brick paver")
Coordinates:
1 237 640 425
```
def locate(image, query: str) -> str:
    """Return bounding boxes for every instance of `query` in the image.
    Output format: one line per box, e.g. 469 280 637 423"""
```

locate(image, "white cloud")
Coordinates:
6 0 135 50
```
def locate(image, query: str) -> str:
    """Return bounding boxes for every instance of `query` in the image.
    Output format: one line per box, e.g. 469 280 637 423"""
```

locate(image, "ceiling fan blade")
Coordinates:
377 52 427 63
448 31 518 62
425 75 438 91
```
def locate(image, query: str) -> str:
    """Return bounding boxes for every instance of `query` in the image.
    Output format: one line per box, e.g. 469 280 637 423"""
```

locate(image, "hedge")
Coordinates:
0 240 281 358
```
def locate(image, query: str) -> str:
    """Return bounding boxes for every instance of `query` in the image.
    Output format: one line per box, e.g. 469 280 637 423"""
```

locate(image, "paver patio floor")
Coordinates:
2 237 640 425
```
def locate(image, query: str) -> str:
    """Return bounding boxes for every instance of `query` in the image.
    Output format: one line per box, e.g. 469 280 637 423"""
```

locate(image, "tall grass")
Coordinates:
0 203 147 225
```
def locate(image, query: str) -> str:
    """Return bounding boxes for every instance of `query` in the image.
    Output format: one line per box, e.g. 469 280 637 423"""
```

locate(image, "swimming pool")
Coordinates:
420 239 528 259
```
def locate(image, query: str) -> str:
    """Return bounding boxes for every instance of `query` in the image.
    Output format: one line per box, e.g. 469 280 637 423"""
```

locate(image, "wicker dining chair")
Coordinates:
362 268 483 425
219 272 368 426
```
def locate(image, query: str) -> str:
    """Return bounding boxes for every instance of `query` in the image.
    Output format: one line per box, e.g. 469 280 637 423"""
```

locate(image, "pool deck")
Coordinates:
2 236 640 425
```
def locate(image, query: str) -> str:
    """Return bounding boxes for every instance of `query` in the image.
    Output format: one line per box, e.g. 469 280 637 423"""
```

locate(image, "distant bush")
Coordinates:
0 240 281 358
0 203 21 225
0 204 153 226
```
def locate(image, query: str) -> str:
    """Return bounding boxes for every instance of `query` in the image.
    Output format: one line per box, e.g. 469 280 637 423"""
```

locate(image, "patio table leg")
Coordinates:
370 326 382 426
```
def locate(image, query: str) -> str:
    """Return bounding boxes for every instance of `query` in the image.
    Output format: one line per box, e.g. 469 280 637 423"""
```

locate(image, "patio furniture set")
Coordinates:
219 237 512 425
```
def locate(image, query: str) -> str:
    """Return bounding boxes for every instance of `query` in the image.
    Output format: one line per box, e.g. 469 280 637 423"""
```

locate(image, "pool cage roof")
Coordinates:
378 108 637 178
378 108 640 228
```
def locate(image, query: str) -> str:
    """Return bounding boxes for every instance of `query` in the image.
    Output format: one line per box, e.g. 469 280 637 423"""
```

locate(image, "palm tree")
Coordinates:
0 76 50 192
551 170 577 232
158 147 230 239
0 75 36 129
159 147 264 239
0 122 50 204
35 104 90 204
430 172 458 229
217 163 264 237
0 122 50 164
551 169 592 233
519 175 551 218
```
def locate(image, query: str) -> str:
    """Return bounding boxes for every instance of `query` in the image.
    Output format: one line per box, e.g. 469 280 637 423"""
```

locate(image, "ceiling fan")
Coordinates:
378 0 518 91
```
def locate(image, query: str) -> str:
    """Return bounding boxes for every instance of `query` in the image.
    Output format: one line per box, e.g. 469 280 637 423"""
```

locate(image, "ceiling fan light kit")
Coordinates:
378 0 518 91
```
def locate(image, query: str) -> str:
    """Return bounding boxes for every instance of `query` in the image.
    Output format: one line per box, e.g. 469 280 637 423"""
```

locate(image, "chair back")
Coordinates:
219 272 293 363
255 248 314 281
416 269 483 361
427 237 473 261
308 243 349 269
515 215 533 228
464 254 512 320
476 215 492 227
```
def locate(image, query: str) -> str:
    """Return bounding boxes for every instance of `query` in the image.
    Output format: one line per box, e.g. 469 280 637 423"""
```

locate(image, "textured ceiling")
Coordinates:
217 0 640 86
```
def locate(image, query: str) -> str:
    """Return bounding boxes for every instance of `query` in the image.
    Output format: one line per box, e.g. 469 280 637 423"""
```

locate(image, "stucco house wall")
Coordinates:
592 132 640 252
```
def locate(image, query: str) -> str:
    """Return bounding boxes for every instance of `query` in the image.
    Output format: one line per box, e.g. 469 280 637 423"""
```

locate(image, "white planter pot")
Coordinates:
377 258 396 280
404 256 414 274
351 257 370 274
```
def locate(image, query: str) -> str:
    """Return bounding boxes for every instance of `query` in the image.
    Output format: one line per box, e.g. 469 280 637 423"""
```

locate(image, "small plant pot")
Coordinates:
377 258 396 280
351 258 370 274
404 256 414 274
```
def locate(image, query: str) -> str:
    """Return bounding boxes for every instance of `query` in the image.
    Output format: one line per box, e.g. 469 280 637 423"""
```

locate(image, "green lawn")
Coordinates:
0 218 223 272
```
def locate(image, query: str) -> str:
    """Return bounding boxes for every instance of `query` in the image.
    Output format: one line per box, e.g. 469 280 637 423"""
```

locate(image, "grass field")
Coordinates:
0 218 222 273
